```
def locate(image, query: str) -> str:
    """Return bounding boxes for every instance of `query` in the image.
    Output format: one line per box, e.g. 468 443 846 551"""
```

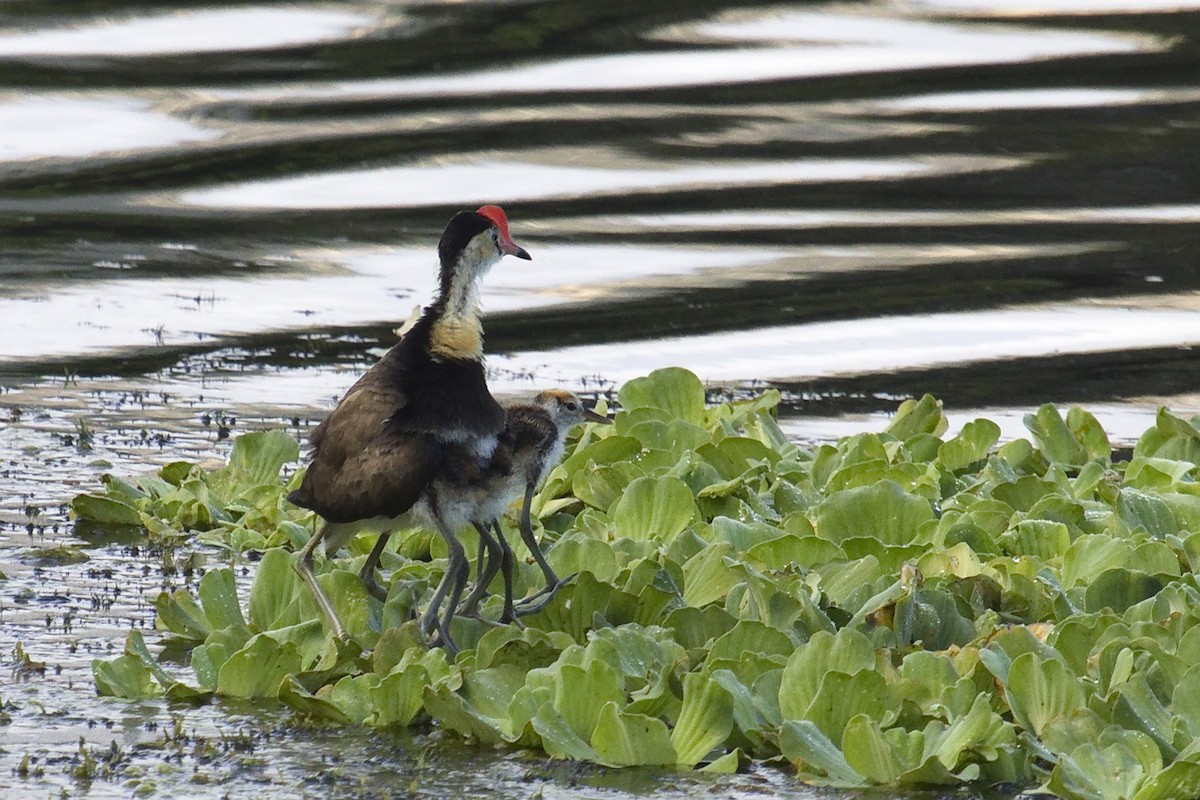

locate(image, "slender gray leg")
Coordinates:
437 532 472 654
517 485 558 586
420 521 467 653
294 521 350 642
490 520 518 623
359 532 392 602
459 522 503 617
513 485 576 614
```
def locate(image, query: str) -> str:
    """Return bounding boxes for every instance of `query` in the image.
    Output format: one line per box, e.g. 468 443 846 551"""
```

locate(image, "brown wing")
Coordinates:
289 381 434 522
503 405 557 481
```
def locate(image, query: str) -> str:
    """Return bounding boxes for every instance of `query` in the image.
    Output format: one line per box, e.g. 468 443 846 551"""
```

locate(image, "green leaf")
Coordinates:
422 681 507 745
938 419 1001 471
216 634 302 698
1062 535 1134 588
1133 758 1200 800
671 672 734 767
611 475 696 541
841 714 903 784
664 605 737 651
932 693 1012 771
626 419 710 457
779 628 876 722
573 463 641 512
554 660 624 742
1114 672 1183 760
1067 407 1112 463
1118 489 1179 540
699 748 742 774
1050 731 1161 800
815 481 936 547
70 493 143 526
806 669 895 743
198 568 249 635
249 548 305 631
697 437 775 481
682 542 739 607
707 619 794 665
532 703 601 762
1004 652 1084 737
225 430 300 486
155 589 212 641
93 655 161 699
1084 569 1165 614
373 650 449 726
278 675 351 724
618 367 706 425
1025 403 1089 466
779 720 866 787
885 395 946 440
590 701 677 767
328 674 377 725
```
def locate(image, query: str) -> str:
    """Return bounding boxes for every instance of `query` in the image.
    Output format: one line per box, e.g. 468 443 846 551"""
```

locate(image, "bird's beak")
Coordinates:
499 231 532 261
584 408 613 425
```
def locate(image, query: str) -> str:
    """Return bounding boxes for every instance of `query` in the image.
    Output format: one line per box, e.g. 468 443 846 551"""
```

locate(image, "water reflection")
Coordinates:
179 154 1015 209
0 7 373 57
212 6 1158 102
588 205 1200 231
0 244 780 358
492 304 1200 390
2 1 1200 797
876 87 1200 111
910 0 1200 15
0 95 218 160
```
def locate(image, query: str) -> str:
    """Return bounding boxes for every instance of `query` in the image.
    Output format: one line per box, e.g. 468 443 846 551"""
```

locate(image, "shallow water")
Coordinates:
2 0 1200 795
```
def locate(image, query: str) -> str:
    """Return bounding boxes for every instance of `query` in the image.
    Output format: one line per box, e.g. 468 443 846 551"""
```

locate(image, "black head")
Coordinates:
437 211 493 269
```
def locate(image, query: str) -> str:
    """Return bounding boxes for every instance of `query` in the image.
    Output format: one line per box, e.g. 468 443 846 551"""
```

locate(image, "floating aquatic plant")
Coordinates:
74 368 1200 797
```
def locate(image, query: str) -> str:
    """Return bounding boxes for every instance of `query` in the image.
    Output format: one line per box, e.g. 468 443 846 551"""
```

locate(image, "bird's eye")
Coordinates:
566 402 578 411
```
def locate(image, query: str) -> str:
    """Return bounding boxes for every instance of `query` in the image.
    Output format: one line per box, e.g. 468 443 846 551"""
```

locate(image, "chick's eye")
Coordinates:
566 402 578 411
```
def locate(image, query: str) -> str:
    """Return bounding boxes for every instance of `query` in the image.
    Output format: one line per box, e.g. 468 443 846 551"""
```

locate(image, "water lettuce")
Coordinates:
74 368 1200 795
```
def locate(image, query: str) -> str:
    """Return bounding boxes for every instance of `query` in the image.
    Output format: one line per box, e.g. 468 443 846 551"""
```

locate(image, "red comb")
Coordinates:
476 204 510 234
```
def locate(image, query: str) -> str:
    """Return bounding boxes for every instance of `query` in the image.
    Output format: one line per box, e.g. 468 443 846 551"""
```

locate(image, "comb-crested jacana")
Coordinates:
458 390 611 623
287 205 530 643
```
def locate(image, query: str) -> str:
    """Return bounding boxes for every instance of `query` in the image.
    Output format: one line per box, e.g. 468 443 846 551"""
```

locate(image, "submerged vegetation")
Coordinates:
72 367 1200 797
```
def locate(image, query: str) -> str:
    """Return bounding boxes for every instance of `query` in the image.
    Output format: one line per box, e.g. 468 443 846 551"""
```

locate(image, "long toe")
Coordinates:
518 572 578 606
432 620 459 656
514 572 577 617
362 572 389 603
418 604 440 638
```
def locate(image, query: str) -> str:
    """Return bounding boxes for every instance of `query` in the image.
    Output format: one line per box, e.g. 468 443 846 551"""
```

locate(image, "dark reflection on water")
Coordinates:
2 0 1200 796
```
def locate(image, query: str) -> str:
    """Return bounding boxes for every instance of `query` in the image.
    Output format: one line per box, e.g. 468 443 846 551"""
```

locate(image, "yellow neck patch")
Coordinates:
429 313 483 361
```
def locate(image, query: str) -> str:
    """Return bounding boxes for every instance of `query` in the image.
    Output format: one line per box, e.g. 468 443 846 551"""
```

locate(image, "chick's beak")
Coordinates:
584 408 613 425
499 230 532 261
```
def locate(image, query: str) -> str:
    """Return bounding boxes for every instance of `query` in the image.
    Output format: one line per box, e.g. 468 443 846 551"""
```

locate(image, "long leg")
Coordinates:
513 485 575 614
294 521 349 642
493 520 517 623
359 532 392 602
515 483 559 589
437 532 472 654
419 521 468 653
459 522 503 617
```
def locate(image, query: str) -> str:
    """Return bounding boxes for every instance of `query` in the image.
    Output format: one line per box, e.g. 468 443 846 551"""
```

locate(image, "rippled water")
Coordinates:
3 0 1200 795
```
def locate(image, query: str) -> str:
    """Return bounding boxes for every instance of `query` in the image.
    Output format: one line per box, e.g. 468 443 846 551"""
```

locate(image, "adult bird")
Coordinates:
287 205 530 644
458 390 611 623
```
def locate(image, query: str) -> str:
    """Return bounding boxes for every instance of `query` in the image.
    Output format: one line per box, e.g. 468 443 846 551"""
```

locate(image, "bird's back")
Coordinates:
288 315 504 522
452 404 557 525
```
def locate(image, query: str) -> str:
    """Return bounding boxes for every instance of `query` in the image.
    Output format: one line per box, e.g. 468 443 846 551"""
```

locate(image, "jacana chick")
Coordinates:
458 390 611 623
288 205 530 643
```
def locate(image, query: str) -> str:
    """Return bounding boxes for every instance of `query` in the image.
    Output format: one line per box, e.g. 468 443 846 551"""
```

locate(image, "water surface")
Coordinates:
2 0 1200 796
